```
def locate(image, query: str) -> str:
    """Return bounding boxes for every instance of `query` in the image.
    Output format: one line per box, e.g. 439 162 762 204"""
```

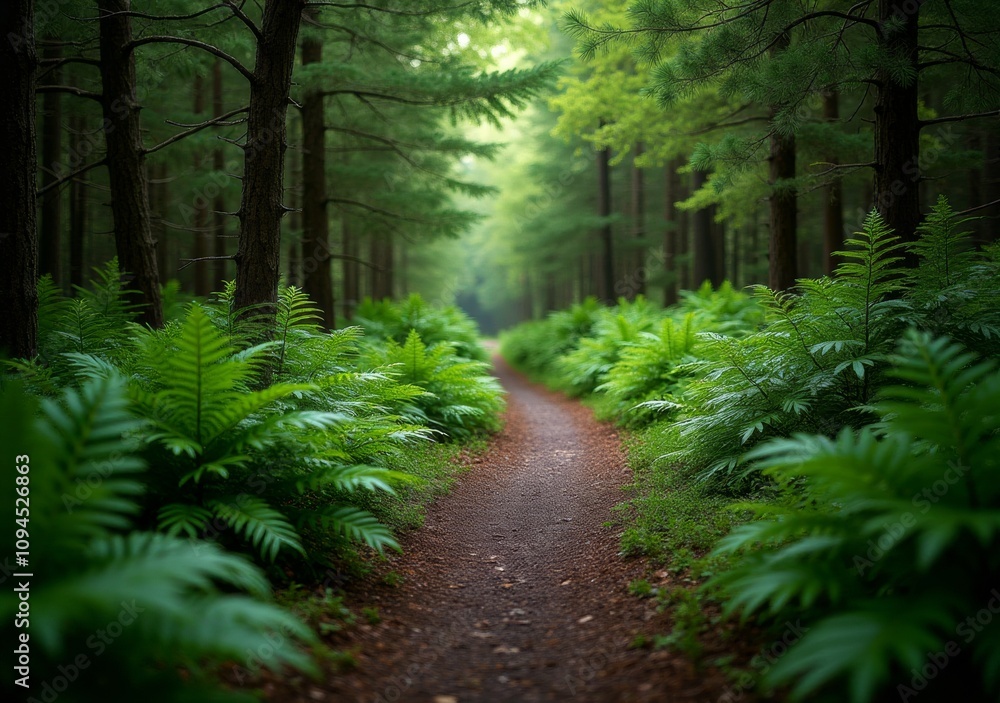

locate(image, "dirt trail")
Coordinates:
290 356 733 702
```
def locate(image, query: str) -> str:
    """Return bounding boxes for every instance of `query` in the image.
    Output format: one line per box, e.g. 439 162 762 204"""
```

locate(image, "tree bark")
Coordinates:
713 217 727 285
300 25 335 328
596 123 614 303
68 84 87 289
234 0 304 323
341 215 359 319
150 162 169 282
0 0 39 358
97 0 163 327
39 42 62 284
663 159 683 305
984 131 1000 245
630 142 646 298
192 73 211 297
822 91 845 274
676 170 689 291
211 58 230 291
874 0 922 248
768 32 797 291
691 169 719 287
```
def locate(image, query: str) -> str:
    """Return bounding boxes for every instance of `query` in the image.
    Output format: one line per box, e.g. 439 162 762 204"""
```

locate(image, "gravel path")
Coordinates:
274 356 743 702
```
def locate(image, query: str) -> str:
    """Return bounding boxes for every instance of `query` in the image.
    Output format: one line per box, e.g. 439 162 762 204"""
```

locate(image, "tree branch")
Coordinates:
920 109 1000 127
36 158 108 198
128 36 255 83
145 107 250 156
35 84 102 101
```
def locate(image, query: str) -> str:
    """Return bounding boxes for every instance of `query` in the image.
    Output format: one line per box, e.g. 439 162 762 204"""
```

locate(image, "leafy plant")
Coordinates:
368 329 505 438
81 303 405 561
0 377 314 702
355 293 487 361
711 331 1000 702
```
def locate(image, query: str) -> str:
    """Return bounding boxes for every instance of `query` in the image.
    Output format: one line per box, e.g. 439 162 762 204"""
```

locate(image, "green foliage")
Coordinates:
355 293 488 361
710 332 1000 702
368 329 505 438
499 297 602 379
0 378 314 702
119 303 404 560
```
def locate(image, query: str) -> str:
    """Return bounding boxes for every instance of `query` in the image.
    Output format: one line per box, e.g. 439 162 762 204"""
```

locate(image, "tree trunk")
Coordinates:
768 32 797 291
822 91 845 274
691 170 719 287
69 113 87 288
150 163 169 282
342 215 359 319
597 122 614 303
984 131 1000 245
663 159 683 305
234 0 304 323
677 170 689 291
97 0 163 327
368 232 392 300
713 217 727 285
0 0 38 358
211 58 230 291
630 142 646 298
300 26 335 329
192 73 211 297
39 42 62 284
874 0 921 248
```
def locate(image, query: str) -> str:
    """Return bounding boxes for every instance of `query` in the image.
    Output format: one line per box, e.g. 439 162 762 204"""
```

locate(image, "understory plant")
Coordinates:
711 331 1000 702
0 377 314 702
366 329 505 438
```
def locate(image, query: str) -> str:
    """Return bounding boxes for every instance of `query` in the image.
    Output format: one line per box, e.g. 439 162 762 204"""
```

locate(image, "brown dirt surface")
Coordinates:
262 356 761 703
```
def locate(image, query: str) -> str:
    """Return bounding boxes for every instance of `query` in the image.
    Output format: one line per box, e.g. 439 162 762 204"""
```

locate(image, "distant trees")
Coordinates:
562 0 1000 291
3 0 553 352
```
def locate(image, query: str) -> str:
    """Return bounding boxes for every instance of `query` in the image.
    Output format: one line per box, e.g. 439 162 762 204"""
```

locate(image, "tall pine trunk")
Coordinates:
663 158 682 305
152 163 172 283
823 91 845 273
192 74 211 297
983 131 1000 245
211 58 230 291
596 123 614 303
68 90 87 289
300 26 335 328
342 215 358 319
97 0 163 327
630 142 646 298
0 0 38 358
691 169 719 287
874 0 921 247
234 0 304 322
768 32 797 291
40 42 62 284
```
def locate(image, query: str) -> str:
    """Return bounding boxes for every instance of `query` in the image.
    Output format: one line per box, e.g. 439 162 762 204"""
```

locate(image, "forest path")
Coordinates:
282 356 728 702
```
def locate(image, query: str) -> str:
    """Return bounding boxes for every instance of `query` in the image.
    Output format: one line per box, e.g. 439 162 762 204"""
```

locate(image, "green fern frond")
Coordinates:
209 497 306 562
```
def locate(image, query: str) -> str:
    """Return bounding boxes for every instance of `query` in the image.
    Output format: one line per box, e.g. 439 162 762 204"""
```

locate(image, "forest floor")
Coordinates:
262 356 757 702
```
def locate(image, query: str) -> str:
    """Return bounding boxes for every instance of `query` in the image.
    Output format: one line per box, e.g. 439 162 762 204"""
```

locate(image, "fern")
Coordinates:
710 331 1000 702
0 378 314 701
368 329 505 438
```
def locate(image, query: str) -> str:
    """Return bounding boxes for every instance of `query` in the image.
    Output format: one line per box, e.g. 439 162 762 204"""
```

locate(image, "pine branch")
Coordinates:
128 36 255 83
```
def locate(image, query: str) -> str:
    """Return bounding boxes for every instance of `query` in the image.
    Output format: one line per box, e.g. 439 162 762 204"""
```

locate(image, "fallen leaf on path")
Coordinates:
433 697 459 703
560 579 571 586
578 615 594 624
493 645 520 654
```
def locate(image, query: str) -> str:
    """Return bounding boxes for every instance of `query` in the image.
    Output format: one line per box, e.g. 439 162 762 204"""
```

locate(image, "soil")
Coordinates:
262 356 760 703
